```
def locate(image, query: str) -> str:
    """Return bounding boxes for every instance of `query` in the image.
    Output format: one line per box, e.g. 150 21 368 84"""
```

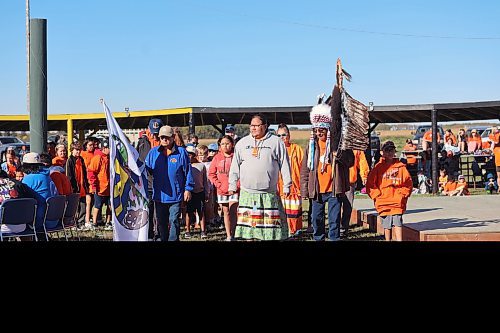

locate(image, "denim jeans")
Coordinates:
311 193 341 241
155 201 181 241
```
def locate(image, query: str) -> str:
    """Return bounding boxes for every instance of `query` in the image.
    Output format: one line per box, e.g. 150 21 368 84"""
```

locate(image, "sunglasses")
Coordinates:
160 136 171 140
277 133 288 137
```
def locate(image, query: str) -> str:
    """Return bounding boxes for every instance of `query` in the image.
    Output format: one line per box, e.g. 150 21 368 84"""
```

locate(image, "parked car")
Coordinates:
0 137 30 162
365 132 381 168
370 132 381 151
47 134 60 144
412 125 444 148
480 127 499 148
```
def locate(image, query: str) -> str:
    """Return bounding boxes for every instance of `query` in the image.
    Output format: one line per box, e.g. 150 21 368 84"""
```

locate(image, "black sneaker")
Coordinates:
340 228 346 239
340 229 349 239
184 232 192 239
200 232 208 239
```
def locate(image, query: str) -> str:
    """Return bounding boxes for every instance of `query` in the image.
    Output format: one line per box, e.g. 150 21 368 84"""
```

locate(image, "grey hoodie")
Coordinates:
229 132 292 194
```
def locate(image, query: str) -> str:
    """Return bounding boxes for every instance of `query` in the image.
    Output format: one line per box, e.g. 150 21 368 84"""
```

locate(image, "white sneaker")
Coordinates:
82 223 94 231
104 224 113 231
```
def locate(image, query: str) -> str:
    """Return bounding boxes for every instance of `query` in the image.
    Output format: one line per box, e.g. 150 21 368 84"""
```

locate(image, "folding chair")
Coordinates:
63 193 81 241
0 198 38 241
43 195 68 241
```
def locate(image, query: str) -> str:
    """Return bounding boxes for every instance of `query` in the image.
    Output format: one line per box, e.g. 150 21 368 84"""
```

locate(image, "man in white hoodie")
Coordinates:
228 114 292 240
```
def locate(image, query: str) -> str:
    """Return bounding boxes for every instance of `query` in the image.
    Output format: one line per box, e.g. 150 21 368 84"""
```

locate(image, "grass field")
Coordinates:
71 222 383 241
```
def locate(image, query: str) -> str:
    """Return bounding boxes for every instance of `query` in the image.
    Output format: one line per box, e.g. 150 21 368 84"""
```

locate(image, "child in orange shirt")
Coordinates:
454 175 470 196
438 169 448 193
442 174 458 196
366 141 413 241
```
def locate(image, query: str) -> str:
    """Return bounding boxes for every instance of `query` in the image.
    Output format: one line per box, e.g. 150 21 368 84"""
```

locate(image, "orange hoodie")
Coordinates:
349 150 369 184
87 153 110 196
366 158 413 216
50 170 73 195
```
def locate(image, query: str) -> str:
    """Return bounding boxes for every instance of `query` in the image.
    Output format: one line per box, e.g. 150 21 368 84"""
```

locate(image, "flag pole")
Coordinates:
26 0 30 116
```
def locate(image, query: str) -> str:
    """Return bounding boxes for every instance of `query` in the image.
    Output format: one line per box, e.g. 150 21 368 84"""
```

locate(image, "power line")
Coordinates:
181 1 500 41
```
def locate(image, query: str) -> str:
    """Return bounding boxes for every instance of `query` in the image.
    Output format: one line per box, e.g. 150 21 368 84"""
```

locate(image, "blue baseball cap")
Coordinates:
148 118 164 134
208 143 219 151
225 125 235 133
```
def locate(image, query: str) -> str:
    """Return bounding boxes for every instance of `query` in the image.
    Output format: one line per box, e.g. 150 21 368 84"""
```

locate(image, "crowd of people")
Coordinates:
0 136 112 238
134 104 416 242
2 114 498 242
402 126 500 195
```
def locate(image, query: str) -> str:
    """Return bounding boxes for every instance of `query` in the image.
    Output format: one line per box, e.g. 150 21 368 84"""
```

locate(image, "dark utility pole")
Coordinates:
29 18 48 154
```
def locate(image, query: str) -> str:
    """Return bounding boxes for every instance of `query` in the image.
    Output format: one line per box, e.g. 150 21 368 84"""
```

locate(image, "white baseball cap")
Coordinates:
22 152 42 164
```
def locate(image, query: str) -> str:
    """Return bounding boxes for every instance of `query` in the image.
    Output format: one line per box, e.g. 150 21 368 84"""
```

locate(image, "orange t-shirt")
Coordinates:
88 154 110 196
489 132 500 166
74 157 87 197
277 143 303 197
444 133 457 145
403 144 418 165
444 181 457 193
317 140 333 194
423 131 442 143
349 150 369 184
52 156 67 167
50 171 73 195
439 175 448 187
80 150 95 168
6 163 17 178
456 181 470 195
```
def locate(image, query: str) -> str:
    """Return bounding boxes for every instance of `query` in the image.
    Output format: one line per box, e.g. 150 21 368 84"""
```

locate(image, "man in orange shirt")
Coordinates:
366 141 413 241
300 102 354 241
488 126 500 191
88 140 111 229
422 129 442 151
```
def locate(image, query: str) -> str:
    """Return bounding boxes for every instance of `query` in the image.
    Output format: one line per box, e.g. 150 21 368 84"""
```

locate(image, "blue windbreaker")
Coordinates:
145 145 194 203
22 168 59 230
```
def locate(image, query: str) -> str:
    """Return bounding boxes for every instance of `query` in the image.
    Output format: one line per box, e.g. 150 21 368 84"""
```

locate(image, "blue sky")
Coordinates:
1 0 499 115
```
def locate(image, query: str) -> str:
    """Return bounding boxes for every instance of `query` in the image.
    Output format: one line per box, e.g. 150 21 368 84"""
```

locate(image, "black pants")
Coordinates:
147 193 158 239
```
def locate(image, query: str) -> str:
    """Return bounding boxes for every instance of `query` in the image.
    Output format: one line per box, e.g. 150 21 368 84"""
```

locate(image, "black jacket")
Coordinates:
66 155 89 194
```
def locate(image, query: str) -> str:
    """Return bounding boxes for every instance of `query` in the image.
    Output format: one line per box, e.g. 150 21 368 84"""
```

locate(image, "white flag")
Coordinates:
102 100 149 241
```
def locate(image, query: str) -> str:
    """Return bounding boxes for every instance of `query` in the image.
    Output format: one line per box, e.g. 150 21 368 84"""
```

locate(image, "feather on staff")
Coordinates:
331 58 369 152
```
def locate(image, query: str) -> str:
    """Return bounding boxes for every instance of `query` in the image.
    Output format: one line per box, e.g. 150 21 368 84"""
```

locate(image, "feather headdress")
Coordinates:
308 96 333 172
